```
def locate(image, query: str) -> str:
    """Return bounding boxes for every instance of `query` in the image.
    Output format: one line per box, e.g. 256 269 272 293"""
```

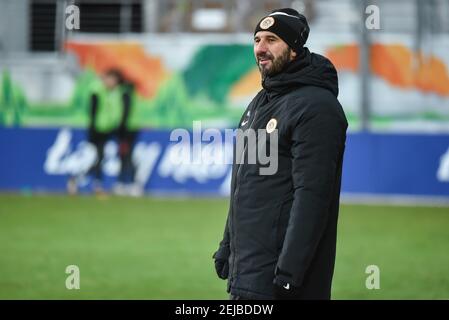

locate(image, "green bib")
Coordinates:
90 81 123 133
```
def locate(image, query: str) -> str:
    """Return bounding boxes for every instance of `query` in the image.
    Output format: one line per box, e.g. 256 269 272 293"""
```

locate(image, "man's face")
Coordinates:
254 31 297 77
102 73 119 90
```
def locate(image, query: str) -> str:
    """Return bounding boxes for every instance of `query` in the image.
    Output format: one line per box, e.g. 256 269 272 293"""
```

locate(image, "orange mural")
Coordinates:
65 41 168 98
229 68 262 99
326 43 449 96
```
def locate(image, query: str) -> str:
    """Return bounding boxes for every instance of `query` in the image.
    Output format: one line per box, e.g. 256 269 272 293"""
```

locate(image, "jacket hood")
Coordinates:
262 47 339 99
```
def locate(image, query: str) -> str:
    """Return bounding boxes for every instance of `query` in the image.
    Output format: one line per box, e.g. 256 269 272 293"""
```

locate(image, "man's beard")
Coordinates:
257 47 292 78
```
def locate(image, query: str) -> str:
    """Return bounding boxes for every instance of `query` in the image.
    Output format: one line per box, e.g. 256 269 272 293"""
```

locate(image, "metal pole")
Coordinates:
143 0 159 33
120 0 133 33
359 0 371 131
55 0 68 54
415 0 423 55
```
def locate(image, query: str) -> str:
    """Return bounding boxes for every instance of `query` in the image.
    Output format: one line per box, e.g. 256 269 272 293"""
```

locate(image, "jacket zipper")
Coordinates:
229 108 259 283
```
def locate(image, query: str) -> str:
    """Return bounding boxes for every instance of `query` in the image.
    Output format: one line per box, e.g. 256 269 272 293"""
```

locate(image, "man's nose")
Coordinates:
255 41 268 55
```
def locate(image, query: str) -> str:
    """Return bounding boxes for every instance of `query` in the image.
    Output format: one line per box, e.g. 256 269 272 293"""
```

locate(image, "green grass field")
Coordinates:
0 194 448 299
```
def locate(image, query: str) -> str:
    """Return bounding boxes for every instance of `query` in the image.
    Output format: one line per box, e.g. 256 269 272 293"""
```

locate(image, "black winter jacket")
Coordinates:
214 48 348 299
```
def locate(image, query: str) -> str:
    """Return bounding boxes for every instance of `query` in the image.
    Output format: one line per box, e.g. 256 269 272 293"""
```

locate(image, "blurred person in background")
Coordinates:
213 8 347 300
113 81 142 197
67 69 136 195
87 69 125 195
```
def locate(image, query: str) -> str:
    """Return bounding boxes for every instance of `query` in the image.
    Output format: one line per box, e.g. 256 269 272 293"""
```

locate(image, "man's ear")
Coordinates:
290 49 297 60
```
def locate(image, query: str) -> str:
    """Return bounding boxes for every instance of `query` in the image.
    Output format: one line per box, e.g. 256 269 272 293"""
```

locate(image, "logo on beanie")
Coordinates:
266 118 277 133
260 17 275 30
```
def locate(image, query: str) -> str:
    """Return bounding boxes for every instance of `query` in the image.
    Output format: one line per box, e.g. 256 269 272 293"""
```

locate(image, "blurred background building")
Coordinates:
1 0 449 200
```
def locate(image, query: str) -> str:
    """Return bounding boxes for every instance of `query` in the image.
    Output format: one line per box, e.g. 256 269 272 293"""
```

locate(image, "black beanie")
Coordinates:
254 8 310 52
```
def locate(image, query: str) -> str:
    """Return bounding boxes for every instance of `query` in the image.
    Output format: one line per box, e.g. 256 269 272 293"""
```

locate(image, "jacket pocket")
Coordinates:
274 197 294 254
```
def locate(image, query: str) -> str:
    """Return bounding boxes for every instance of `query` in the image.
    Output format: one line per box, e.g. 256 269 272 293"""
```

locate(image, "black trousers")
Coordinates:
88 130 115 181
117 130 139 184
229 294 249 300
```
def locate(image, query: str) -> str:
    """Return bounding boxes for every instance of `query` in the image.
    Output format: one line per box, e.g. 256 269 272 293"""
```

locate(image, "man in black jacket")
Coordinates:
213 8 348 300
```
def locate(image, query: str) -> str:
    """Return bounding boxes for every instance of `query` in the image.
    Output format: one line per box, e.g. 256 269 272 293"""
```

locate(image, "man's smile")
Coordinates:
258 55 273 67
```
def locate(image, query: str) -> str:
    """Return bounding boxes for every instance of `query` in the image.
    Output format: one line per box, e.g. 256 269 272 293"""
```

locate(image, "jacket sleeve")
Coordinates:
119 91 131 133
274 102 346 287
89 94 98 130
213 213 230 260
